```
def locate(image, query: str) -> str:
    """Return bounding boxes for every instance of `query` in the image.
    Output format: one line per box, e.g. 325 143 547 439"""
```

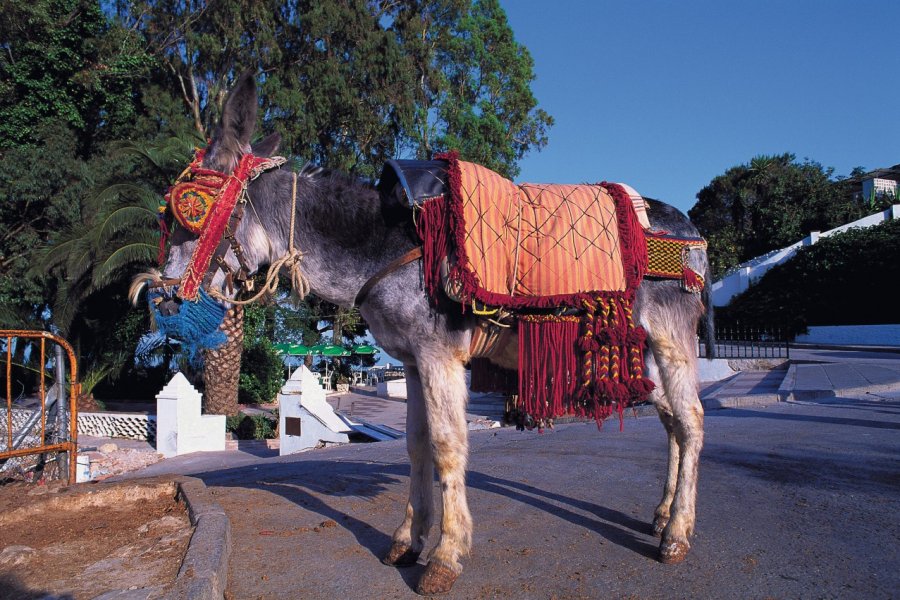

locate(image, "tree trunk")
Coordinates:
201 305 244 416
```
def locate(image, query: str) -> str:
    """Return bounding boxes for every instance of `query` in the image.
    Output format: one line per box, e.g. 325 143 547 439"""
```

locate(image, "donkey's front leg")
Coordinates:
384 366 433 567
416 356 472 596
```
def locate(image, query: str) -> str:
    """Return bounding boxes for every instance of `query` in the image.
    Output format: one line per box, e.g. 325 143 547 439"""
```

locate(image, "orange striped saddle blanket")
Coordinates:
413 153 654 426
417 155 649 309
455 162 637 302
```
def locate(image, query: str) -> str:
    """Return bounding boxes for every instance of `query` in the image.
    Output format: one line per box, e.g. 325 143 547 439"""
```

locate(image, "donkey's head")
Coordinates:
133 73 282 352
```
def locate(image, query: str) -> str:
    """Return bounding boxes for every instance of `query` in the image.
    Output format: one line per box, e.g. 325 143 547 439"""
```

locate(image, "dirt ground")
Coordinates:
0 478 192 600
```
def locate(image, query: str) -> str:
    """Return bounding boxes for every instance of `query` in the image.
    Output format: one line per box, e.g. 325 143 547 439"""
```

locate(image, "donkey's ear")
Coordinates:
205 71 258 171
221 71 258 146
251 132 281 157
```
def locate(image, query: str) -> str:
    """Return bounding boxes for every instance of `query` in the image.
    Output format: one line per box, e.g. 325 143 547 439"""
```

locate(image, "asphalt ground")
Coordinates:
132 387 900 599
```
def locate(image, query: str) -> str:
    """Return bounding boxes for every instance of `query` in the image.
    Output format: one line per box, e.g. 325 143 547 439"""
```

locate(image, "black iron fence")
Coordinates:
698 327 790 360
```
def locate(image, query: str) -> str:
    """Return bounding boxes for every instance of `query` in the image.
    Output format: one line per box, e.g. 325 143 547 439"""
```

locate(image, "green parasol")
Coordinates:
275 343 311 356
351 344 379 355
310 344 351 357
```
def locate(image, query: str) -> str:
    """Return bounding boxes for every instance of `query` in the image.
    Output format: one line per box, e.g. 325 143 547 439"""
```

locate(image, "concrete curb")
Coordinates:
783 381 900 401
702 394 785 409
777 364 798 397
164 476 232 600
777 364 900 401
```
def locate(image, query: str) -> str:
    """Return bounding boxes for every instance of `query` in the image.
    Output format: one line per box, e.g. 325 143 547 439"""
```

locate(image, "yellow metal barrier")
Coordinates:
0 330 78 484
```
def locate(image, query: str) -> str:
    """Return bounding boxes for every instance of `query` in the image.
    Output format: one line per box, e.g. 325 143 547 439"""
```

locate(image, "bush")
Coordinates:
238 339 283 405
717 218 900 337
226 413 277 440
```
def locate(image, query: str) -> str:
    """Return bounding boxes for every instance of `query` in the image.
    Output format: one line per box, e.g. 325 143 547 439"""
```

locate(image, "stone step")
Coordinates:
700 369 788 409
779 362 900 400
224 439 280 451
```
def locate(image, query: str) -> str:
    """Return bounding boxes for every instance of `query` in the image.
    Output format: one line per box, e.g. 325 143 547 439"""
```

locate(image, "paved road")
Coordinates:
135 387 900 599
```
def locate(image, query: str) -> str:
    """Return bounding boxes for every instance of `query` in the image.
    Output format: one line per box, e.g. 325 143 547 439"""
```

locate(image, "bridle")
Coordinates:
150 149 288 301
153 149 421 310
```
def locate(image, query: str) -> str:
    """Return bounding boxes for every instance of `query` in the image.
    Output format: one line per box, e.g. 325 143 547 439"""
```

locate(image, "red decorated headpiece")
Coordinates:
161 148 286 300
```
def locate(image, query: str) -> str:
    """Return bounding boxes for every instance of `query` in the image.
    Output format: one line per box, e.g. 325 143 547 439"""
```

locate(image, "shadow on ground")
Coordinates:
192 458 658 571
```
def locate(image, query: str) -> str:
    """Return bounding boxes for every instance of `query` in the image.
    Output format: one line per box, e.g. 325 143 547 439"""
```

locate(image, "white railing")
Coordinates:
712 204 900 306
78 412 157 441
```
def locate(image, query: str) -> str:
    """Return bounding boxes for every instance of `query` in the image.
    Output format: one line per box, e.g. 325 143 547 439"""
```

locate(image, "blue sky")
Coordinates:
501 0 900 214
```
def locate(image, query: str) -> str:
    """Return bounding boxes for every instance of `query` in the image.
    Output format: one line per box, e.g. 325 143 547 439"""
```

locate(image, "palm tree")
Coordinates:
36 133 248 416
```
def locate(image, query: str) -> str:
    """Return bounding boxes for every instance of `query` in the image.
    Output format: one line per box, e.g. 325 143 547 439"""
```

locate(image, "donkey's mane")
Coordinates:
284 163 389 250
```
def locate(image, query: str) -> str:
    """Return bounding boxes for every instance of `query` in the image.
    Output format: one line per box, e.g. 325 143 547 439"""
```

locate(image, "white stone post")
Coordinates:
279 365 350 456
155 372 225 458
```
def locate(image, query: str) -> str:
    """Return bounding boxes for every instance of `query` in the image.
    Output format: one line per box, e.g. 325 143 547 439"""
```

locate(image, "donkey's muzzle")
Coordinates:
157 298 181 317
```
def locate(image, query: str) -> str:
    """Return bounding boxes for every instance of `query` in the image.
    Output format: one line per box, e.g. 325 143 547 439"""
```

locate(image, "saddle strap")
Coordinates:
354 246 424 307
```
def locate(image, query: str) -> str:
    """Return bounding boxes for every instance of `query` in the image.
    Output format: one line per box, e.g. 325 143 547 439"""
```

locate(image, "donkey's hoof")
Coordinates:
658 538 690 564
651 516 669 538
416 560 459 596
382 542 420 568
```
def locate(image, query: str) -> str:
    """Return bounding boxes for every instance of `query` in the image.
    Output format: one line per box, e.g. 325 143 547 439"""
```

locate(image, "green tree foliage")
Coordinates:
0 0 152 151
7 0 551 399
238 304 284 405
127 0 551 177
388 0 552 177
689 154 868 279
716 219 900 337
0 122 87 326
0 0 158 328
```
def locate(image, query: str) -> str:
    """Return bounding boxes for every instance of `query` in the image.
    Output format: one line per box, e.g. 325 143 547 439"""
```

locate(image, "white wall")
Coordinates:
795 325 900 347
712 204 899 307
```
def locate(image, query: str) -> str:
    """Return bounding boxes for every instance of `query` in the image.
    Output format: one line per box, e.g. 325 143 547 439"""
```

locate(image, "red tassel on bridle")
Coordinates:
157 214 170 266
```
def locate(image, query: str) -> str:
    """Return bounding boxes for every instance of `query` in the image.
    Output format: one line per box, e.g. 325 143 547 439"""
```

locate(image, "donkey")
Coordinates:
143 74 709 595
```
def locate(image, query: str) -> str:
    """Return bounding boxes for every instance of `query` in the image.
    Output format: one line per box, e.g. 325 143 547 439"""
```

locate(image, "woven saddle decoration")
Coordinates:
162 148 286 301
416 151 654 426
646 233 708 293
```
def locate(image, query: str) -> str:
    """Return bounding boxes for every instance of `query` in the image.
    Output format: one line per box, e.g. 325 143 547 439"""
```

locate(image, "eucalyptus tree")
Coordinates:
24 0 553 411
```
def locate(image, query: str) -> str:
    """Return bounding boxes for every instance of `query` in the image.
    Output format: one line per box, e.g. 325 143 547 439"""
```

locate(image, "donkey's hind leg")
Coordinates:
641 288 705 564
645 352 680 537
384 365 434 568
415 353 472 595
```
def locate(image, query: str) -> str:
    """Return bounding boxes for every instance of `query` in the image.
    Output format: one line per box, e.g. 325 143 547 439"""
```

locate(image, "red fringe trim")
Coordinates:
518 318 580 420
682 267 704 293
416 195 450 304
470 357 518 394
420 153 656 427
600 181 649 292
157 216 170 266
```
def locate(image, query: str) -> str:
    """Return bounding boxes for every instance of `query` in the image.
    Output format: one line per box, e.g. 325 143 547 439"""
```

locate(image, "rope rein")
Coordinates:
208 171 310 305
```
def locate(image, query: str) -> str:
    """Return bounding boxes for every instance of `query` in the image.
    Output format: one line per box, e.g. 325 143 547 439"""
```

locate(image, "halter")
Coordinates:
154 149 408 311
154 148 287 300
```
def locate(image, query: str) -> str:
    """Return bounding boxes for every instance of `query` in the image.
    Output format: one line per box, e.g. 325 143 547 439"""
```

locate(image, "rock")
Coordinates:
99 443 119 453
0 545 37 567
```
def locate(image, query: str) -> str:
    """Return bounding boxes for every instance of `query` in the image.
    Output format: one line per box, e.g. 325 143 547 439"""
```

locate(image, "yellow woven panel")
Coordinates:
646 235 707 280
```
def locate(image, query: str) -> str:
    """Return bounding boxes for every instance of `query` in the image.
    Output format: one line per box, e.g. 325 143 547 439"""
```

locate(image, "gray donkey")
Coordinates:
143 74 710 595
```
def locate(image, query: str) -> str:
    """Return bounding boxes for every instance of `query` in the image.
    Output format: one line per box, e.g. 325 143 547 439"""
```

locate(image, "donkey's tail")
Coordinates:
701 260 715 358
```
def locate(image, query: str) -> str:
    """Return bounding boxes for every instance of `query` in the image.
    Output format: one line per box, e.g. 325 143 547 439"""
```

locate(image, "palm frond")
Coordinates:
91 205 159 248
51 275 93 335
32 236 83 273
113 134 198 173
89 236 159 291
87 183 162 215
